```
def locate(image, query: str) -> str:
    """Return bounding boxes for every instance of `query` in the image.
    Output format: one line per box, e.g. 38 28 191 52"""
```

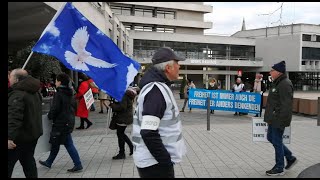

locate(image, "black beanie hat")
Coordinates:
272 61 286 73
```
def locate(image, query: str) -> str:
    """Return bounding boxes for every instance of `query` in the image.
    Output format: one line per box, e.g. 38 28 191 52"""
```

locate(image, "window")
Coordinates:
302 34 312 41
110 6 131 15
134 25 153 32
317 35 320 42
301 61 306 65
135 8 153 17
156 27 175 33
302 47 320 60
157 10 175 19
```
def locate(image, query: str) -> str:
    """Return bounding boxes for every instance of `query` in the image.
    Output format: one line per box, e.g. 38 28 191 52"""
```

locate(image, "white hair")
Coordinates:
153 60 175 71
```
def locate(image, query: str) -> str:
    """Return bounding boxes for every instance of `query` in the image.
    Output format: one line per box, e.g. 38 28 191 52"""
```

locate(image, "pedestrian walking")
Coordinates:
109 87 136 160
8 69 43 178
180 78 196 112
38 73 83 172
264 61 297 176
132 47 187 178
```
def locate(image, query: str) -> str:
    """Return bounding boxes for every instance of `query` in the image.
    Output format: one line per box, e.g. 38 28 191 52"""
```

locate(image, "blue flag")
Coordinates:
32 2 140 101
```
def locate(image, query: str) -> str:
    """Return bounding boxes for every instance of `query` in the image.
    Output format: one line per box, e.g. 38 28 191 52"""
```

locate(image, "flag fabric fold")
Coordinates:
32 2 140 101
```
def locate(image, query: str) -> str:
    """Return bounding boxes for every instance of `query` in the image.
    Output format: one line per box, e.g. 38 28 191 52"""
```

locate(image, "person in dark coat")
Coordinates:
8 68 43 178
39 73 83 172
110 87 136 159
264 61 297 176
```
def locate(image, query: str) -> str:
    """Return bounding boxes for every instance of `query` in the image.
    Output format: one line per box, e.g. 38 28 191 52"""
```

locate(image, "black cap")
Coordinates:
272 60 286 73
152 47 185 65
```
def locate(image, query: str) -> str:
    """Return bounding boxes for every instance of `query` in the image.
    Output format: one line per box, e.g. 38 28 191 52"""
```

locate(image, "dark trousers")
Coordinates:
46 134 82 167
267 125 294 170
116 125 133 154
137 163 174 178
182 98 191 111
79 117 91 128
8 140 38 178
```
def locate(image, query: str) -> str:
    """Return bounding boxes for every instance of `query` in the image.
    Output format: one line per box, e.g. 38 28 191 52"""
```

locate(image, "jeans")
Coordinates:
267 125 294 170
8 140 38 178
116 125 133 154
46 133 82 167
137 163 174 178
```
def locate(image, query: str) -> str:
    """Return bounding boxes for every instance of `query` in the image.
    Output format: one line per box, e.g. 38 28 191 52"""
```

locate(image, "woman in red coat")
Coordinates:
75 73 92 129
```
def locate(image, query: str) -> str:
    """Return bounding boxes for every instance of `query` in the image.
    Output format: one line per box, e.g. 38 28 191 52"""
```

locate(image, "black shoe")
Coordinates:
67 165 83 172
76 126 84 130
86 122 93 129
99 111 103 114
129 147 133 156
285 157 297 170
180 110 184 112
254 114 259 117
112 154 125 160
234 113 238 116
39 160 51 168
266 168 285 176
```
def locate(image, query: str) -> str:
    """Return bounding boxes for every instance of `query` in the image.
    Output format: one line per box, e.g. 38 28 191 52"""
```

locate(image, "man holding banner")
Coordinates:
264 61 297 176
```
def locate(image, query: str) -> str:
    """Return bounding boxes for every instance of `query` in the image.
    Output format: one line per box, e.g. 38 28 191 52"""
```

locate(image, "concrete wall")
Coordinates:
176 10 203 21
175 27 203 35
116 15 212 29
255 34 301 72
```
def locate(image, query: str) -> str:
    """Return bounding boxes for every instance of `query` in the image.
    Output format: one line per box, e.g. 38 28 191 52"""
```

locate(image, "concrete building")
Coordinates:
232 24 320 91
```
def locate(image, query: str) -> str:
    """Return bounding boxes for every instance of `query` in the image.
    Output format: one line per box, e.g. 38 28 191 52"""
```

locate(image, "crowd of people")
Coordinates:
8 47 296 177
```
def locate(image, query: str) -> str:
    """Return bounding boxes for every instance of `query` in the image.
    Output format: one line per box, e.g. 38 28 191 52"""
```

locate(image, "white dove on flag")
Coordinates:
64 26 117 71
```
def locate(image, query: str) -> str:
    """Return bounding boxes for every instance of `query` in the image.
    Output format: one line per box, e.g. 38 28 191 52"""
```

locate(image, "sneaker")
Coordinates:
99 111 103 114
67 165 83 172
39 160 51 168
180 110 184 112
285 157 297 170
266 168 285 176
112 154 125 160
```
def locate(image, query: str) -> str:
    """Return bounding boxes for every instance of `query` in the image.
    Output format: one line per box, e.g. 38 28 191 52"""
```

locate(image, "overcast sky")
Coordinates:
203 2 320 36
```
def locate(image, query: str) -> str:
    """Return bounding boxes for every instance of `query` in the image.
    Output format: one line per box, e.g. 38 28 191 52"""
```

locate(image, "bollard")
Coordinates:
207 96 210 131
317 97 320 126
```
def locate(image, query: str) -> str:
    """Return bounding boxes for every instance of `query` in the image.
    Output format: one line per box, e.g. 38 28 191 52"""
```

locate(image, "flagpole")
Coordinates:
22 51 34 69
21 2 68 69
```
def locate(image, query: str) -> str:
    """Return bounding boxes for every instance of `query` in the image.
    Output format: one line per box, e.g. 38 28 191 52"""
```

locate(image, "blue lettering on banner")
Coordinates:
188 89 261 114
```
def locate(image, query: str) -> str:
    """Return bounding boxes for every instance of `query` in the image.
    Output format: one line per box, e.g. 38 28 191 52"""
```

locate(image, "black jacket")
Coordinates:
110 91 134 125
264 74 293 128
138 67 173 166
48 85 76 134
8 76 43 143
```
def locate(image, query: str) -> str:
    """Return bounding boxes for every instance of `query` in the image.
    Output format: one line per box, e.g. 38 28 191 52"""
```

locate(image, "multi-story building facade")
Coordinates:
232 24 320 91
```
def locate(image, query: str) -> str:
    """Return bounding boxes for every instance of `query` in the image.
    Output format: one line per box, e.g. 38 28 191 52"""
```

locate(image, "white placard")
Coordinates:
84 88 94 109
35 115 52 154
252 117 291 144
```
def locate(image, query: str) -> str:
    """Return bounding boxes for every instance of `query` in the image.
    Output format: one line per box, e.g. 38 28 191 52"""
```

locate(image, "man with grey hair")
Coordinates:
131 47 187 178
8 68 43 178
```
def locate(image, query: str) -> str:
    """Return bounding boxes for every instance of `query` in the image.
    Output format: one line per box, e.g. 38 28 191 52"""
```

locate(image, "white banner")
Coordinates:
252 117 291 144
84 88 94 109
35 115 52 154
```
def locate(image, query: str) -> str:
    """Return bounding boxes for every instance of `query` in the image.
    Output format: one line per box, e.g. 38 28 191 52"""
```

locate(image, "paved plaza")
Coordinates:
11 91 320 178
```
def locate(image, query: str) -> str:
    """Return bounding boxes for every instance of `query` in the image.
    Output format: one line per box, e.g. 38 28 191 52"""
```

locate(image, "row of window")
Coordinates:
133 40 255 59
125 25 175 33
302 34 320 42
110 5 175 19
